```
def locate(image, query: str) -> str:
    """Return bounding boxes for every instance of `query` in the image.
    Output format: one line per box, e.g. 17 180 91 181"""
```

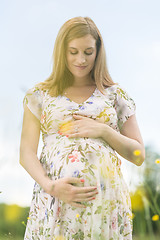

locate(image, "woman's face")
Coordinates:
66 34 97 81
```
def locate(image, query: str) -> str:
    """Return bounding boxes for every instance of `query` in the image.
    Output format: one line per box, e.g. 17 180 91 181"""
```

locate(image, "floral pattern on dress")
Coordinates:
23 84 136 240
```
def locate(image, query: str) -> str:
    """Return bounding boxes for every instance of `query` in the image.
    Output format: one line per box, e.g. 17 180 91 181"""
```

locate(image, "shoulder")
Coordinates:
23 84 46 120
104 84 133 99
23 84 45 109
104 83 125 92
103 83 120 98
25 84 48 99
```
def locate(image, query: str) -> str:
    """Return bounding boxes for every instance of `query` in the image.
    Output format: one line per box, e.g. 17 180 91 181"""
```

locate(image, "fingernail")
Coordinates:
65 134 69 137
80 179 85 182
92 197 96 200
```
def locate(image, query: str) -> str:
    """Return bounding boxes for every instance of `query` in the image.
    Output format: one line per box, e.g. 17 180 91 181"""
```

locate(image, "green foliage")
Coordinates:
0 203 29 238
133 235 160 240
132 146 160 238
0 236 22 240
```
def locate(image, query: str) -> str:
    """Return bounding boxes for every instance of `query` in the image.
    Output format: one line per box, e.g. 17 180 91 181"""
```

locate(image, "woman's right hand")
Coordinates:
46 177 98 208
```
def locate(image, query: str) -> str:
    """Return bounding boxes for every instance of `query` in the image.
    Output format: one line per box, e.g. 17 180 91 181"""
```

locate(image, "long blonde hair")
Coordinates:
37 16 116 96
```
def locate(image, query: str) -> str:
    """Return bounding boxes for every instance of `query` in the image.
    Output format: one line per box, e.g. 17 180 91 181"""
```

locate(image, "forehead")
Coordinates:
68 34 96 49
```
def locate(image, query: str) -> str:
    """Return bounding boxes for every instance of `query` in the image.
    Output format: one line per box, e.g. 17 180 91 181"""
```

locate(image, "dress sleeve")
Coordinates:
115 85 136 130
23 86 43 121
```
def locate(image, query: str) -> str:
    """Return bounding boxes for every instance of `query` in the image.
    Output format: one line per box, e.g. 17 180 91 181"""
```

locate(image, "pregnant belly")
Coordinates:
40 138 121 190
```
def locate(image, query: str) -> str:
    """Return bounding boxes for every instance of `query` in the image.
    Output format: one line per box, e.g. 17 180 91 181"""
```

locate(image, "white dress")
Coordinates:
23 83 136 240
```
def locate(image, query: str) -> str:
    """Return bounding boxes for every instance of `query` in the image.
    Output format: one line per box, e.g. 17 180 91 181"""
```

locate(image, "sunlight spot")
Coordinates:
133 150 141 156
155 158 160 164
152 214 159 221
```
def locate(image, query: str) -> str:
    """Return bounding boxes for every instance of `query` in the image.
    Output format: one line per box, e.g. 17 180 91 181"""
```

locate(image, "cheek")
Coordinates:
89 55 96 66
66 55 73 69
66 54 71 63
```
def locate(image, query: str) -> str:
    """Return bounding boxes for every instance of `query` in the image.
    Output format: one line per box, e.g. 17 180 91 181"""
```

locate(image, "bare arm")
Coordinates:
19 105 52 191
65 114 145 166
100 114 145 166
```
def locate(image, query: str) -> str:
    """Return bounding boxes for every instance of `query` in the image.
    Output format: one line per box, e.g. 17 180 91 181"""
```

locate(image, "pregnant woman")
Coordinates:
20 16 145 240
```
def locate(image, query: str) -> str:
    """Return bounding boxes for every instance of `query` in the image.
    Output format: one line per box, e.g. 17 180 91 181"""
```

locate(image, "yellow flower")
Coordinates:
59 120 73 134
27 217 30 220
152 215 159 221
155 159 160 164
133 150 141 156
76 214 80 218
21 221 26 227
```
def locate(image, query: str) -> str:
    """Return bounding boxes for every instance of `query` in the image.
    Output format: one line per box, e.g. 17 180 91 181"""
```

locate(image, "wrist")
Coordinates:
41 176 56 195
99 123 109 138
96 122 103 138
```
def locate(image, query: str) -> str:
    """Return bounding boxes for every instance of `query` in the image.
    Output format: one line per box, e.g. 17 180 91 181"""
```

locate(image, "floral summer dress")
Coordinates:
23 83 136 240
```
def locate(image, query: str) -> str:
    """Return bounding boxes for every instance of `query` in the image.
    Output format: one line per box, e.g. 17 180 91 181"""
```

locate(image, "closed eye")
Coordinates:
85 52 93 55
70 51 93 55
70 52 77 55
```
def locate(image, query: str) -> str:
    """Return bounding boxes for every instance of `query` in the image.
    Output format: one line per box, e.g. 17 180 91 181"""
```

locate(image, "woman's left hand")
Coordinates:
61 114 103 139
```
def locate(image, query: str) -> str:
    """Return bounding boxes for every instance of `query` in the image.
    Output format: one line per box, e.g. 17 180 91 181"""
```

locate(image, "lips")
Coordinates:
75 65 87 69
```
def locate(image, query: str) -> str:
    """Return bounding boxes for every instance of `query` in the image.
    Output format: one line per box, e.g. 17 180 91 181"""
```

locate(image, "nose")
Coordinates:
77 53 86 65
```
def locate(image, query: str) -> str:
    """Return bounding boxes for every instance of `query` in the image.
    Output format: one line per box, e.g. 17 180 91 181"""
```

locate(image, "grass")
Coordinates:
133 235 160 240
0 236 22 240
0 234 159 240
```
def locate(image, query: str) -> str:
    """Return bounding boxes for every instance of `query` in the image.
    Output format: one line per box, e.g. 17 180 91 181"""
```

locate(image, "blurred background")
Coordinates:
0 0 160 239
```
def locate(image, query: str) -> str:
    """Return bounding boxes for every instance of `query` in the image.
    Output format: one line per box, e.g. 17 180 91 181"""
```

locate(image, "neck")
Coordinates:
72 76 94 88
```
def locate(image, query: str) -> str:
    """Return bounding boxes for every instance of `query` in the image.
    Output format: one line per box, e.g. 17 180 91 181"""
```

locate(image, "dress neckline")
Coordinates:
62 87 98 105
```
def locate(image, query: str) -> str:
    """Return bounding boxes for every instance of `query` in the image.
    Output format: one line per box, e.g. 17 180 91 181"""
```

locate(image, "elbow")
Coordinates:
135 156 145 166
131 146 145 166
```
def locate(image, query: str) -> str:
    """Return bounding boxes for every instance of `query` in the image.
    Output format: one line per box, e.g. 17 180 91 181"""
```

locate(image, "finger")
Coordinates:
66 177 85 184
74 192 97 202
74 196 96 202
66 178 97 191
71 202 86 208
72 114 84 119
65 124 80 137
68 133 80 138
74 186 97 194
76 189 98 199
61 129 72 135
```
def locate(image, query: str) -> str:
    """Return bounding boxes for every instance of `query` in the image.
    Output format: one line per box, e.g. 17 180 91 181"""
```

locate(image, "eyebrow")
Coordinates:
69 47 94 50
